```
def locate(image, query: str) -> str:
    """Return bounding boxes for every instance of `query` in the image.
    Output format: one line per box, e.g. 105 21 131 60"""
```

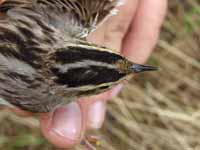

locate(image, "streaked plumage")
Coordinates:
0 0 157 112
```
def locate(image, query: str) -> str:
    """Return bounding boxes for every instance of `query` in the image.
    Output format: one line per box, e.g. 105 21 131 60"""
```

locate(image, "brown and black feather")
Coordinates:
0 0 130 112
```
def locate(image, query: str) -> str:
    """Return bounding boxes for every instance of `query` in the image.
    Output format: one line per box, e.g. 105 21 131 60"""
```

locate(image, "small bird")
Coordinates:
0 0 157 113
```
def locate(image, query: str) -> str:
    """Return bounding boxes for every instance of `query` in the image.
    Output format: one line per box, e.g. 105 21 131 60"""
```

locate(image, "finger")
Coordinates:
79 99 106 130
88 0 139 51
122 0 168 63
87 23 106 45
103 0 139 51
78 84 123 130
40 102 85 148
0 0 5 4
39 91 121 148
40 85 123 148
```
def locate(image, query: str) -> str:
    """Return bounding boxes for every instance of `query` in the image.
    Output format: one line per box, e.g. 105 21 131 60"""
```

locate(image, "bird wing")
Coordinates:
0 0 124 38
44 0 124 38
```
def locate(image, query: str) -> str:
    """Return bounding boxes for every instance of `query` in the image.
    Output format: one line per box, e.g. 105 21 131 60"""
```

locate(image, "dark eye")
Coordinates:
99 85 110 90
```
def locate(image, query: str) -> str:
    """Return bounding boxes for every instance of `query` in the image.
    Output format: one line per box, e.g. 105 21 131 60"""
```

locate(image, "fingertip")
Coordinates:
40 102 85 148
86 100 106 129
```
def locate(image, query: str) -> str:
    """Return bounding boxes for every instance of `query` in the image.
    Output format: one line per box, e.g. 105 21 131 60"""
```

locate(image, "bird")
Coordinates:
0 0 157 113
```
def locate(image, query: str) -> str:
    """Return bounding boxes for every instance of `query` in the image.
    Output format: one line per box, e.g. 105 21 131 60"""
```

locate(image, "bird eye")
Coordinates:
79 28 89 37
99 85 110 90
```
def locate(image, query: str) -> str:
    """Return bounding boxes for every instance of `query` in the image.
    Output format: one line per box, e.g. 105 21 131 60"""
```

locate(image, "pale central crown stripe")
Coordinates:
57 59 117 73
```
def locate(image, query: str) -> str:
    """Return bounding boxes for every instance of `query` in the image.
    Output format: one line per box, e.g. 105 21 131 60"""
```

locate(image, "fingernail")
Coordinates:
50 102 82 141
87 100 106 129
110 84 124 97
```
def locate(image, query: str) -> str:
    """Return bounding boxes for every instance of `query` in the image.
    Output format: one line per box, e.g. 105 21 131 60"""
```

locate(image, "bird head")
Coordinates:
50 42 157 96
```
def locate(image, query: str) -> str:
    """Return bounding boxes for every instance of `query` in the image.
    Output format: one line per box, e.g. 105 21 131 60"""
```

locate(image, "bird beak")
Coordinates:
131 64 158 73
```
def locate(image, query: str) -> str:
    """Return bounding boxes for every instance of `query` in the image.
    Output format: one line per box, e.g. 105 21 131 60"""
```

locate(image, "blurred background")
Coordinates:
0 0 200 150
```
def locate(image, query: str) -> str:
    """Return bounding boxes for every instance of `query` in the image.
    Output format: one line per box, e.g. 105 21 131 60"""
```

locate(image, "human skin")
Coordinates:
0 0 168 148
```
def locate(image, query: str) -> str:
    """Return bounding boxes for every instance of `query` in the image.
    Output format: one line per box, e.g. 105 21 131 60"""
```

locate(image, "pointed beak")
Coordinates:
131 64 158 73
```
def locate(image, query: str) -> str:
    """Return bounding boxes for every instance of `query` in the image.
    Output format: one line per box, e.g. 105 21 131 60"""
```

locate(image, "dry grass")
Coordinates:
101 1 200 149
0 0 200 150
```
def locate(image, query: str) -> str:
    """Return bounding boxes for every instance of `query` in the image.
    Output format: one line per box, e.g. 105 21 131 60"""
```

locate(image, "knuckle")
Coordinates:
104 22 127 41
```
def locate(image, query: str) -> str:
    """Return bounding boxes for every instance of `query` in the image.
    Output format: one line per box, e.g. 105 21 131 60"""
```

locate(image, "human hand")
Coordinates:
8 0 168 148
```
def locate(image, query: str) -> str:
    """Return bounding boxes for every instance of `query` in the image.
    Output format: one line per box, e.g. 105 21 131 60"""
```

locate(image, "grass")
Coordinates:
0 0 200 150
